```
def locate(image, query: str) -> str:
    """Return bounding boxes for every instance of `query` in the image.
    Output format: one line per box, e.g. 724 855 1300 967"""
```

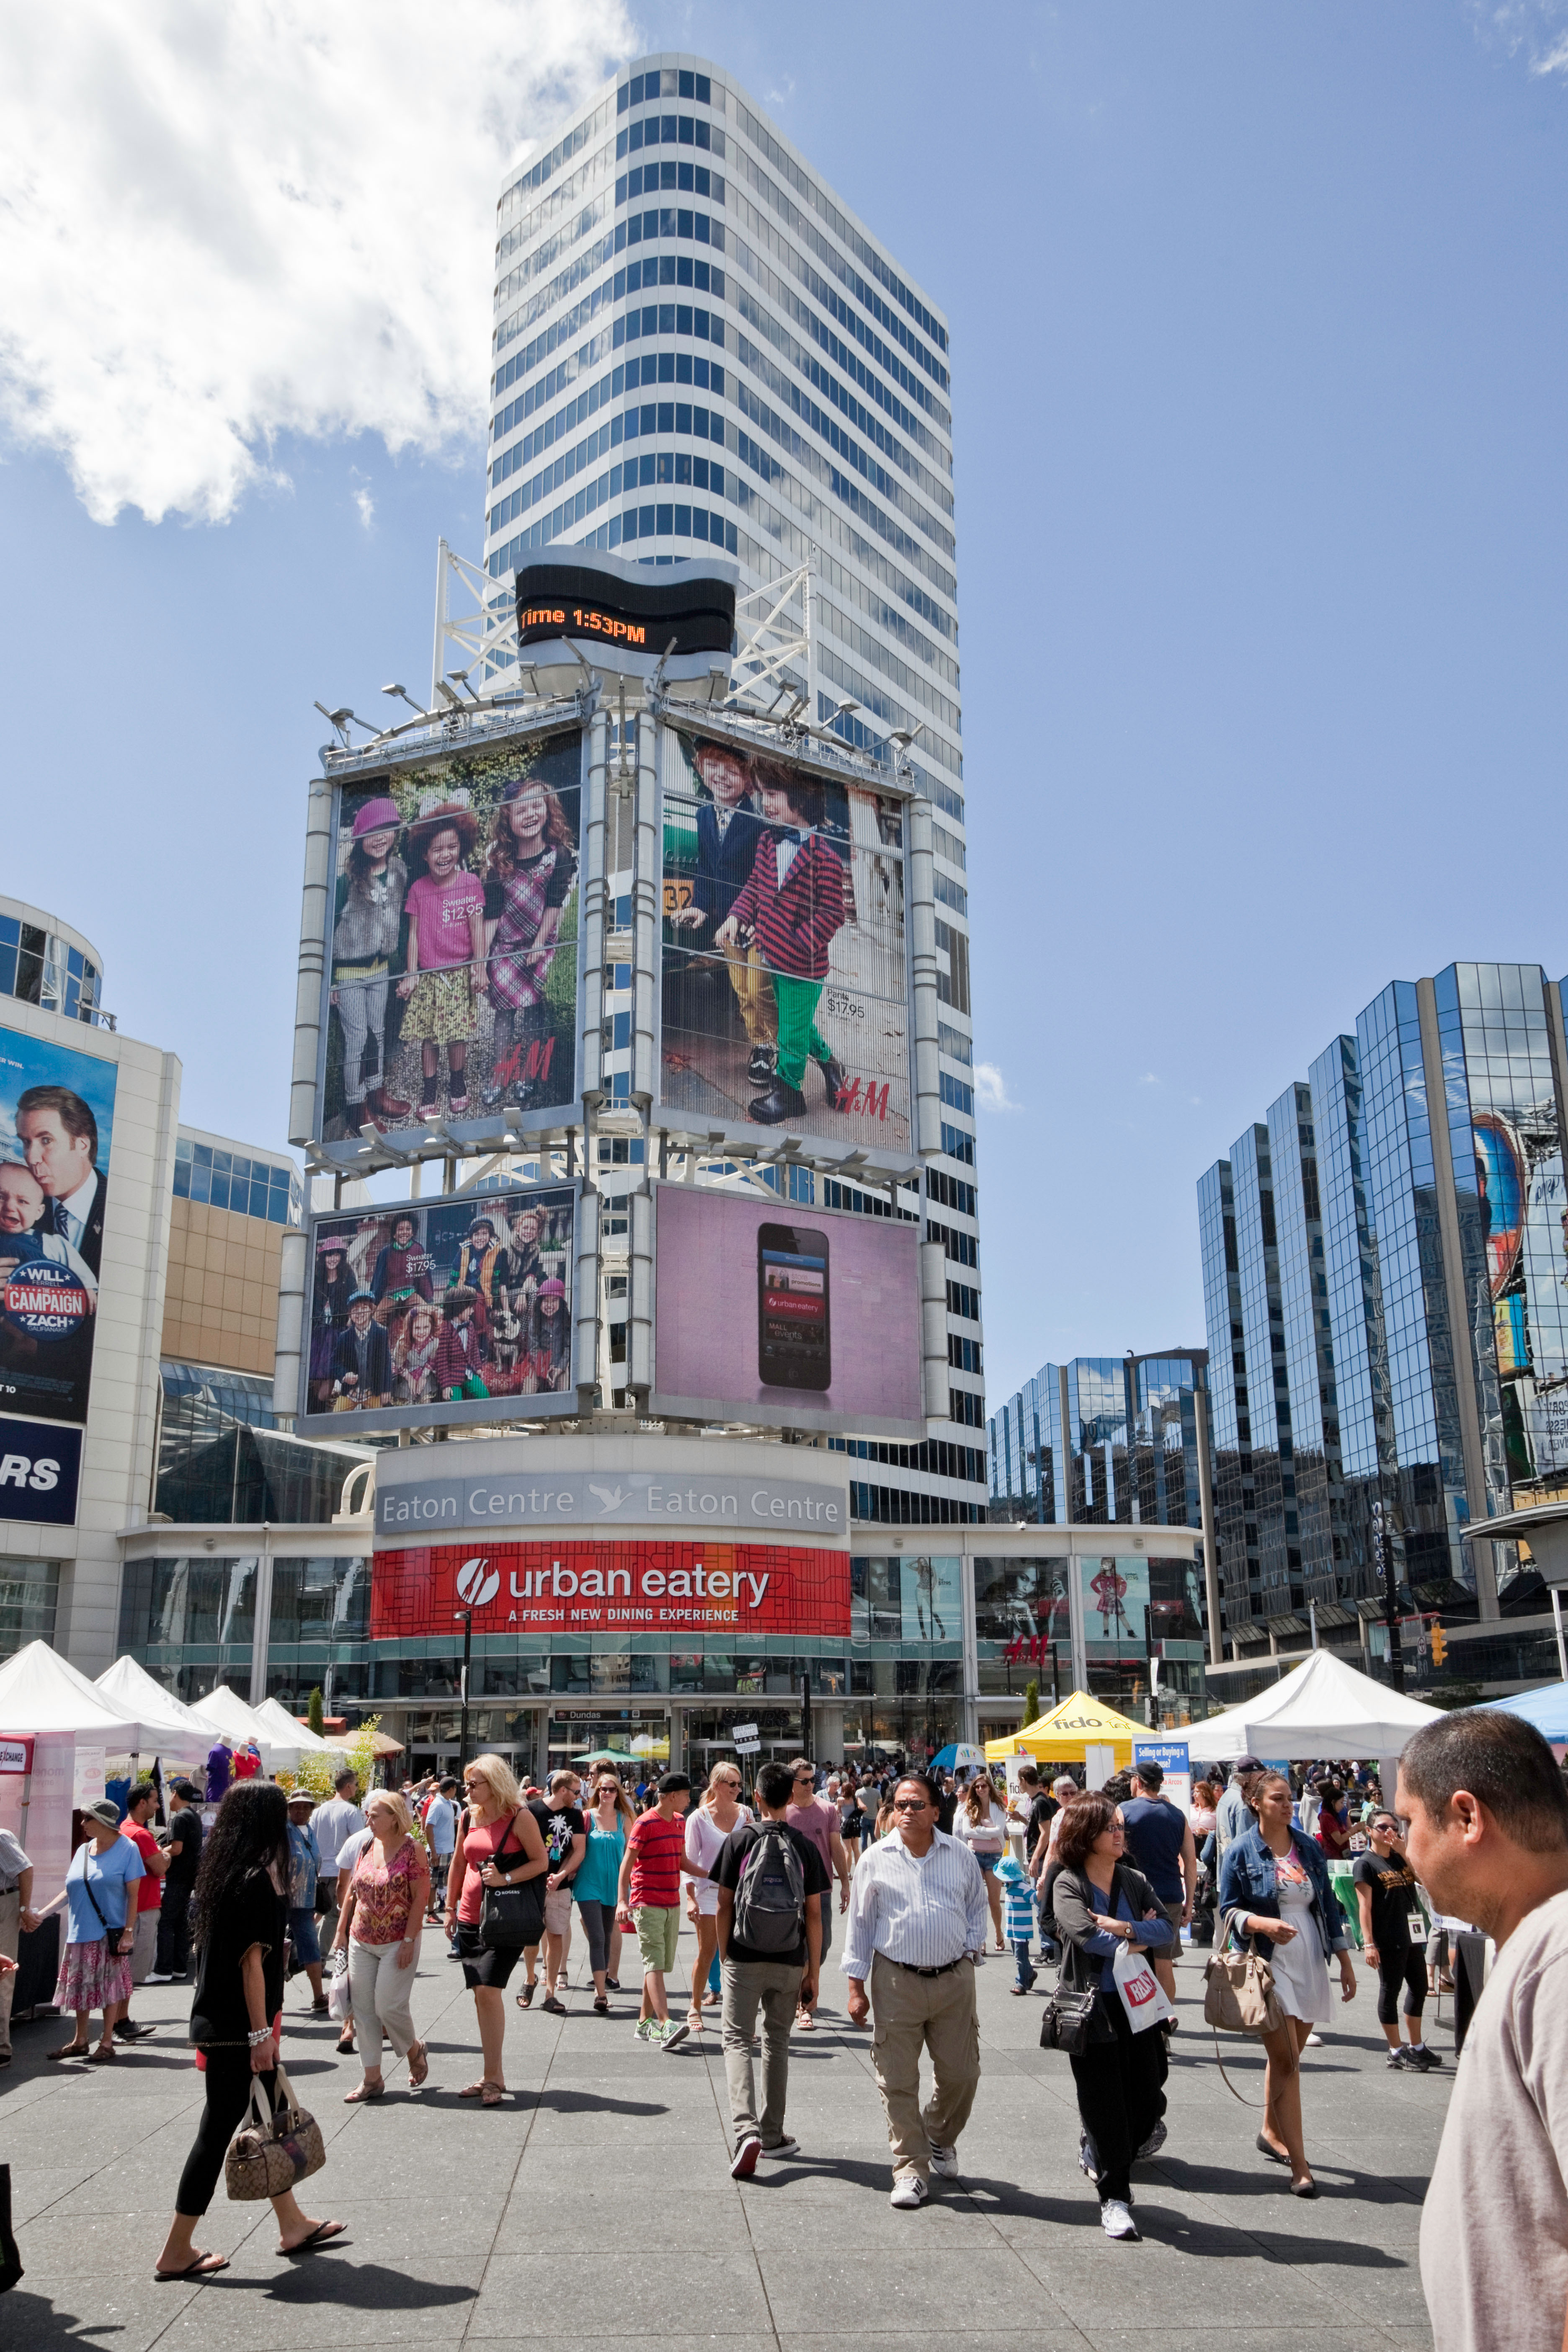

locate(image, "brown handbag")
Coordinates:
1203 1910 1286 2105
224 2062 325 2202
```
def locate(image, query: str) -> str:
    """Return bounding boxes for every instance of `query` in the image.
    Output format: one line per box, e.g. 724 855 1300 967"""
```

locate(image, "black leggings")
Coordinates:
1376 1945 1426 2026
1068 1995 1167 2205
577 1899 614 1975
176 2054 277 2217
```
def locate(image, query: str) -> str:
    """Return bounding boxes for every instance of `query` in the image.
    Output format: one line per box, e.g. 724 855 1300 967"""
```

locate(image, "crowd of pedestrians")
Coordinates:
21 1702 1568 2350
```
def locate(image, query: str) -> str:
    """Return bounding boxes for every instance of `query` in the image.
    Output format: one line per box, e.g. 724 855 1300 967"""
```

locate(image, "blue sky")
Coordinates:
2 2 1565 1409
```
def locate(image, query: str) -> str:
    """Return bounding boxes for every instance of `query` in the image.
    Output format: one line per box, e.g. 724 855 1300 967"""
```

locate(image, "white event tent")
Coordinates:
95 1656 213 1769
0 1641 151 1906
1189 1646 1447 1765
253 1696 337 1771
190 1683 288 1769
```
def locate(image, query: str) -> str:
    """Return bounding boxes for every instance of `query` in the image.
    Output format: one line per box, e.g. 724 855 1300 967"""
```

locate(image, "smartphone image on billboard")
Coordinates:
758 1224 832 1390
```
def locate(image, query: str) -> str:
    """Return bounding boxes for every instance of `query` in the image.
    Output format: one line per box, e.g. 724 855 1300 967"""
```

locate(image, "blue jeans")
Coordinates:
1012 1937 1037 1991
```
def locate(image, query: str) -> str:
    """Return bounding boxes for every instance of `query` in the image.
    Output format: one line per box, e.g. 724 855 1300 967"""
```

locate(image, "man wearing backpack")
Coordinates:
712 1759 829 2177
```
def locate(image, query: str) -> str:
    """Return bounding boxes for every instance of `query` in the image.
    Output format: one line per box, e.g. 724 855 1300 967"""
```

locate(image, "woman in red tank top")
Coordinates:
444 1754 547 2107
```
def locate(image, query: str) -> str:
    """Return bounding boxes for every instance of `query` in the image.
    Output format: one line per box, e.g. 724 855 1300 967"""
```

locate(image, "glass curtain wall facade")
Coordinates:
485 54 982 1529
1199 963 1568 1633
988 1353 1207 1534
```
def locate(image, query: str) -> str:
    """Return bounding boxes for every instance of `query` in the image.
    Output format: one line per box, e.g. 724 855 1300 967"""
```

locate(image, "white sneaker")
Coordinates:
659 2019 690 2051
730 2134 762 2178
634 2017 656 2043
927 2142 960 2180
889 2174 929 2209
1304 2031 1324 2047
1101 2198 1140 2241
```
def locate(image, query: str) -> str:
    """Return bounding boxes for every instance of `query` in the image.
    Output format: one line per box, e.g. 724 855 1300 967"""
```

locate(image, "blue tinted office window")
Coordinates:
695 73 710 101
656 503 673 534
638 453 655 486
659 254 676 285
674 503 691 536
618 82 629 112
629 119 643 152
658 343 674 371
675 454 691 484
655 451 673 482
711 365 724 393
692 508 709 540
658 400 674 431
675 401 691 432
696 167 710 199
175 1135 192 1163
678 162 693 193
696 118 710 148
679 115 694 144
642 305 656 333
694 456 709 488
694 356 709 387
661 114 676 141
616 130 627 160
678 69 694 97
710 464 724 495
661 160 676 191
172 1159 191 1197
639 505 655 536
678 207 692 237
629 72 643 103
640 401 655 429
676 351 692 382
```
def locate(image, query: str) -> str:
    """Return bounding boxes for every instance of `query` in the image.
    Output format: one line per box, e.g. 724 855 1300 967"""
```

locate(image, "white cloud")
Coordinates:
352 477 376 532
0 0 634 525
973 1062 1020 1113
1138 1071 1160 1087
1532 29 1568 69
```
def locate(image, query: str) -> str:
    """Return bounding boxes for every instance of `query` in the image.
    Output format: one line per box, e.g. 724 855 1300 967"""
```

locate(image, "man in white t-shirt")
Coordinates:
1400 1710 1568 2352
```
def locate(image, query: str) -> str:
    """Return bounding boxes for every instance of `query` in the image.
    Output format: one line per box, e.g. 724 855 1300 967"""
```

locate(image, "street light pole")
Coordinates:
454 1608 474 1776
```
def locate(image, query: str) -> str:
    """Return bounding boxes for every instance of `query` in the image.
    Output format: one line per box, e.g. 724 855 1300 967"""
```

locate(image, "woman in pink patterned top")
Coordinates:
333 1790 431 2102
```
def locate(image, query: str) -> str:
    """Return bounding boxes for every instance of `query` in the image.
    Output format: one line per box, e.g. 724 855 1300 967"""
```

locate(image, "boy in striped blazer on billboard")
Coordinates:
715 769 853 1127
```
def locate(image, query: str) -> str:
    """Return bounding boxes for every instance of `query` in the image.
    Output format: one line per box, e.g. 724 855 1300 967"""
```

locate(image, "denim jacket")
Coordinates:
1217 1823 1350 1962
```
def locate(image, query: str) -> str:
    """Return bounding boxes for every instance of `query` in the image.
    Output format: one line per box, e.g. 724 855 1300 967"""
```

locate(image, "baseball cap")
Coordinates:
1235 1754 1265 1773
81 1798 122 1829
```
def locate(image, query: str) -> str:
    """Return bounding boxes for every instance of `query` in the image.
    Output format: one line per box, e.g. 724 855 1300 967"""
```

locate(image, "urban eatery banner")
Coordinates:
317 727 583 1151
0 1021 117 1431
651 1182 925 1438
370 1541 851 1639
657 725 912 1158
300 1181 577 1434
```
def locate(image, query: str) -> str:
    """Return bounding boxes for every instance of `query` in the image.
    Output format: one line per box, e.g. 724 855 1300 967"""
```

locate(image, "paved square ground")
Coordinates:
1 1918 1449 2351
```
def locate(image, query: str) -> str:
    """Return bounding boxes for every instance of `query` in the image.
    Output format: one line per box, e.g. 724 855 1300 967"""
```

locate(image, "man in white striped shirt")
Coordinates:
843 1771 990 2207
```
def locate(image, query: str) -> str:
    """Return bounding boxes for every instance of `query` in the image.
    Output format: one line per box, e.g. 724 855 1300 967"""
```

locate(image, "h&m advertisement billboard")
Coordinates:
657 724 912 1158
315 727 584 1152
300 1180 576 1434
371 1541 851 1642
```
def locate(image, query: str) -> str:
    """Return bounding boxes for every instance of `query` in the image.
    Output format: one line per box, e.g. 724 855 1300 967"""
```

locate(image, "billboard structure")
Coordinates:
657 725 912 1158
315 727 583 1151
650 1182 925 1437
370 1539 850 1641
299 1181 576 1434
0 1022 116 1439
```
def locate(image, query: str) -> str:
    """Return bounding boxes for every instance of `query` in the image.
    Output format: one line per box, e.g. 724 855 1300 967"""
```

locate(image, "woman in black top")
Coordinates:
154 1784 345 2280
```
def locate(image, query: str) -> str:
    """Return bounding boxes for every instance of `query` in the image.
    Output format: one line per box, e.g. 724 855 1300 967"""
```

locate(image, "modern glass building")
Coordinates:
481 52 983 1529
1199 963 1568 1640
988 1351 1208 1535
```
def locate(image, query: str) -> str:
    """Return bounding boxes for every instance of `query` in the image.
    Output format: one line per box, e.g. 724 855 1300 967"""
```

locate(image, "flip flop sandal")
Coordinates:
48 2043 92 2061
87 2045 118 2063
593 1996 609 2015
343 2081 384 2102
480 2079 506 2107
516 1982 535 2008
281 2221 348 2256
155 2252 230 2282
448 1096 470 1116
408 2043 429 2089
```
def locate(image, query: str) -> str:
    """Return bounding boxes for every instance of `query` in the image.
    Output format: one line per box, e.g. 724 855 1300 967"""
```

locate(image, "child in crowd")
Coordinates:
331 795 409 1133
998 1854 1039 1993
397 802 485 1121
714 768 852 1127
481 775 577 1111
524 1277 570 1392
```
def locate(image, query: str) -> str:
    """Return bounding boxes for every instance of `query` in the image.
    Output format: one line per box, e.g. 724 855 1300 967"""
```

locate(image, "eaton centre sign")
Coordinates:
374 1460 846 1538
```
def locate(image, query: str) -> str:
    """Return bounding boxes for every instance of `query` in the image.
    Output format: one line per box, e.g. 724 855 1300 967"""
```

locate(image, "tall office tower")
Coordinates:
988 1352 1208 1532
1199 963 1568 1642
483 55 982 1528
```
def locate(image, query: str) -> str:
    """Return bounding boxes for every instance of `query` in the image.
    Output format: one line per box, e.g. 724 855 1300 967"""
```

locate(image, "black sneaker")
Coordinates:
1388 2046 1421 2071
1409 2046 1443 2071
747 1046 776 1083
115 2021 156 2043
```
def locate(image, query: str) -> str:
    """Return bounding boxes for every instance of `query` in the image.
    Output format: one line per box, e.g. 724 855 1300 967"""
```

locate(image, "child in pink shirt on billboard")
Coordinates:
397 802 485 1120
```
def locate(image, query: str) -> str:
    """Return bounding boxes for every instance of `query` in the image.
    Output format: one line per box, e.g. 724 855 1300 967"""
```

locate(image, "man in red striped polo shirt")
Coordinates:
616 1772 711 2049
714 770 852 1127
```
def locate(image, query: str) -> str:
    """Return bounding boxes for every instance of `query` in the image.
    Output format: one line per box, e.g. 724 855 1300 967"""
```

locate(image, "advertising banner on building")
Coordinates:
657 725 911 1155
371 1540 851 1640
301 1182 576 1434
318 728 583 1149
0 1022 116 1433
650 1183 925 1436
0 1416 82 1526
374 1453 847 1538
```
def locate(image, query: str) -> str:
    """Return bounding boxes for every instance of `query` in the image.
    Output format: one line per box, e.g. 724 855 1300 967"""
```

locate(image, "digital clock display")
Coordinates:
513 556 735 659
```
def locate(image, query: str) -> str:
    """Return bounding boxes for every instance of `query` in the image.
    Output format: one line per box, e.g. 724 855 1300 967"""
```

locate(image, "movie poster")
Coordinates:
301 1183 575 1432
320 730 583 1145
658 727 911 1150
0 1022 117 1431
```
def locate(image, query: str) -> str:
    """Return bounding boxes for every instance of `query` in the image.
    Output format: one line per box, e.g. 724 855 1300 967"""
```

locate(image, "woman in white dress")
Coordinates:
1218 1771 1357 2197
683 1764 751 2033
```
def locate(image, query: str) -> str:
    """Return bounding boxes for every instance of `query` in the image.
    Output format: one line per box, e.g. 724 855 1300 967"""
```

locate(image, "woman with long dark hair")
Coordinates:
154 1783 344 2280
1050 1794 1174 2242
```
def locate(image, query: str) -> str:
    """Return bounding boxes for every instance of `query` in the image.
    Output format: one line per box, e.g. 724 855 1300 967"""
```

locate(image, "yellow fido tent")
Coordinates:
984 1690 1146 1768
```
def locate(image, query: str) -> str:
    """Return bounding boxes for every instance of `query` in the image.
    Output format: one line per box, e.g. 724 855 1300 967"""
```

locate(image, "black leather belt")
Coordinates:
887 1955 965 1977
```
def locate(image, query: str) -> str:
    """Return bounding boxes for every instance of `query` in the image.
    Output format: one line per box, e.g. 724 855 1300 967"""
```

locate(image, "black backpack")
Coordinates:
731 1826 807 1955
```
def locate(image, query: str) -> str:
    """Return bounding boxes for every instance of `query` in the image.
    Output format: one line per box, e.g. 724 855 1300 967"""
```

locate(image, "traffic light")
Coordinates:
1430 1622 1448 1669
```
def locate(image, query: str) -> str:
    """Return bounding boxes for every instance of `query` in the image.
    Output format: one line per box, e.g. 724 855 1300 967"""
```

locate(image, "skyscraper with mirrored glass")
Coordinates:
988 1351 1208 1532
1199 963 1568 1637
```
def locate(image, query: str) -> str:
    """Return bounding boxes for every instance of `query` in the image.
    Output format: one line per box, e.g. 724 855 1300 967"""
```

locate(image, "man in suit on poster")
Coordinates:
16 1086 108 1276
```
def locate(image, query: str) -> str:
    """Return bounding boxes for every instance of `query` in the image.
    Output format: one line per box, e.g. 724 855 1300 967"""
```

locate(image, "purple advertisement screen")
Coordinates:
652 1184 925 1434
